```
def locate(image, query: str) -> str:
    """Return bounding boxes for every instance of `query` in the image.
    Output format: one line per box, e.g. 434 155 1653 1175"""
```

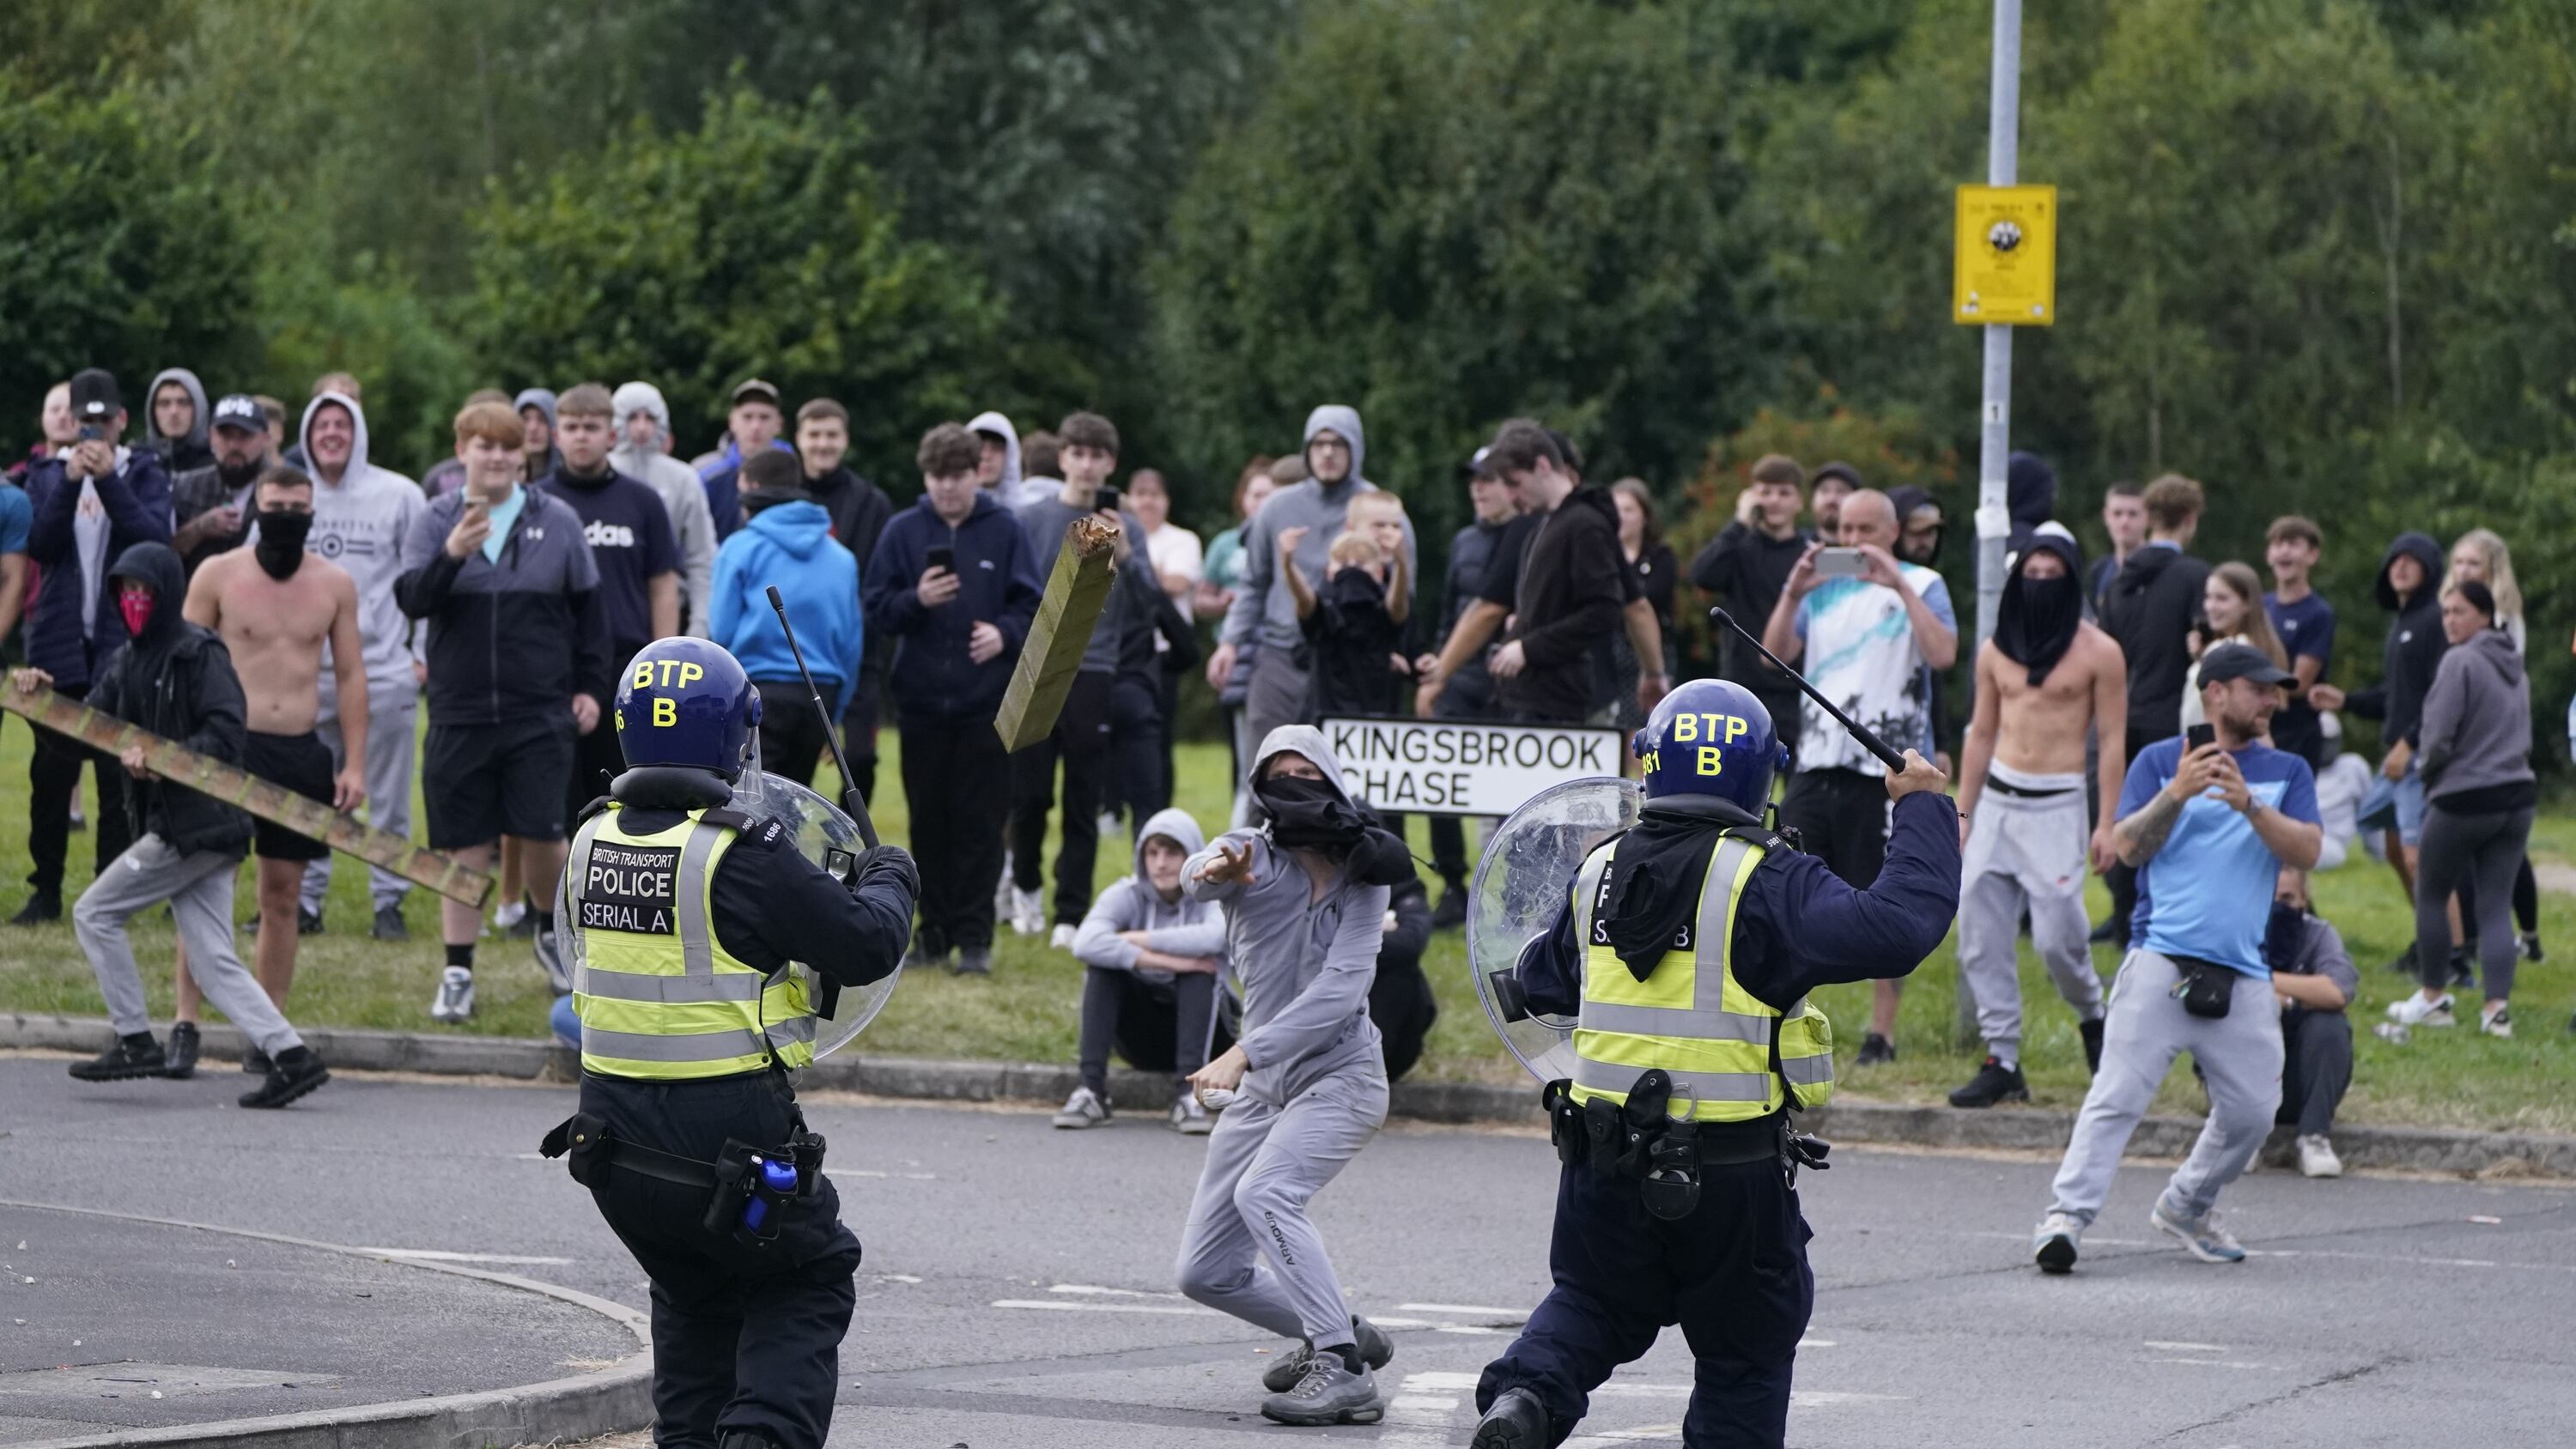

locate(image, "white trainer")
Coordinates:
1049 923 1078 951
2385 991 2454 1028
2297 1134 2343 1179
1012 888 1046 938
429 967 477 1024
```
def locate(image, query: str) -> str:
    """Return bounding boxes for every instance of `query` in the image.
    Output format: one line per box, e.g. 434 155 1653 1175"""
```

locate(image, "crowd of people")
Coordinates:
0 364 2556 1144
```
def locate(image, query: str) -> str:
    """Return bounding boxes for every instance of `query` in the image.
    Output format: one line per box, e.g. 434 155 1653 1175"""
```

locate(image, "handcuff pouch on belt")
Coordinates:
541 1113 829 1246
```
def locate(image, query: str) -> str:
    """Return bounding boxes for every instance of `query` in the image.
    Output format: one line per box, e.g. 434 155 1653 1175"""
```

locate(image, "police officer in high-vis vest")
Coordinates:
1470 680 1959 1449
541 638 917 1449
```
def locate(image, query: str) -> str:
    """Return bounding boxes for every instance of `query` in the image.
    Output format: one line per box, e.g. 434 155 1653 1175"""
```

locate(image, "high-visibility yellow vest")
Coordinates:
1567 833 1835 1120
568 804 817 1080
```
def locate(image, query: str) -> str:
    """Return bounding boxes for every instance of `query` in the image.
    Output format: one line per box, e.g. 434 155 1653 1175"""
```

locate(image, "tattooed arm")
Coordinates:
2114 743 2221 869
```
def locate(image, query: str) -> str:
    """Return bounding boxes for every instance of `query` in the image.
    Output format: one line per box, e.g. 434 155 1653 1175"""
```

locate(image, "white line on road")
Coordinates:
825 1167 939 1181
989 1299 1218 1317
1395 1301 1528 1317
1048 1282 1190 1300
2143 1340 2228 1353
361 1248 574 1265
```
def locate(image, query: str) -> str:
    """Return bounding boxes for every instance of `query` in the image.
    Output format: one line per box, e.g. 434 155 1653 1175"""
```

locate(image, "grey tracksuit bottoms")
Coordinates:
1958 767 2105 1064
2047 949 2281 1228
301 682 416 914
1176 1065 1388 1347
79 834 304 1057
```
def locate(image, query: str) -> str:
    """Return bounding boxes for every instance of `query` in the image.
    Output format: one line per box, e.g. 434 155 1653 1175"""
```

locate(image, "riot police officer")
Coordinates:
541 638 917 1449
1470 679 1959 1449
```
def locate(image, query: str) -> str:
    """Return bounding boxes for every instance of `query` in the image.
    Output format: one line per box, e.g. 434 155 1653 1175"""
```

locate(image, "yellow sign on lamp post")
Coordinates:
1953 184 2057 325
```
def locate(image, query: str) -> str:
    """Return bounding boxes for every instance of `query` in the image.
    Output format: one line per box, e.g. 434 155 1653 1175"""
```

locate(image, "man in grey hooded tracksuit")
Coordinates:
1177 724 1400 1428
142 367 214 475
1210 408 1416 755
286 391 424 940
610 381 717 639
1060 806 1230 1133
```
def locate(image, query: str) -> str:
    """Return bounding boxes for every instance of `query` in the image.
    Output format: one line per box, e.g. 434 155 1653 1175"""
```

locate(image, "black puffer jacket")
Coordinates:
86 542 252 858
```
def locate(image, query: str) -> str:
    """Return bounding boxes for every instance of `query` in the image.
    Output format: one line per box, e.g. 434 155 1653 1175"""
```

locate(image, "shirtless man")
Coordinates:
167 466 367 1077
1950 530 2126 1107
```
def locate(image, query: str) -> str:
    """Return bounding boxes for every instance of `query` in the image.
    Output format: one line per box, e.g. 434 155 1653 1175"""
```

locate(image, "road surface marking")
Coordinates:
1048 1282 1190 1300
1396 1301 1528 1317
989 1299 1218 1317
361 1248 574 1265
2143 1340 2227 1353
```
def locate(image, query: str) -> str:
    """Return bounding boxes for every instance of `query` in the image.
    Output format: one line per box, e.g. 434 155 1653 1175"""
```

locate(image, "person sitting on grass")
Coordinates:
1058 808 1230 1134
2265 869 2359 1179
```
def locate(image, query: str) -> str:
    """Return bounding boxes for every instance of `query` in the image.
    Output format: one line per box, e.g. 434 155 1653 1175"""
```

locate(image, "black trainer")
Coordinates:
1471 1387 1551 1449
2447 947 2476 990
164 1022 202 1079
1948 1057 2029 1108
9 893 62 926
1855 1032 1896 1067
242 1046 273 1076
2080 1017 2105 1075
239 1046 329 1109
371 905 409 942
2387 942 2418 975
70 1032 167 1081
2087 917 2122 945
1430 890 1468 931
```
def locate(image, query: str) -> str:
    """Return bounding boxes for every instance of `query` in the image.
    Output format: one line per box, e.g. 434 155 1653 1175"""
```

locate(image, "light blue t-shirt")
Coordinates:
1791 561 1955 774
2123 737 2321 976
478 486 527 564
0 482 29 555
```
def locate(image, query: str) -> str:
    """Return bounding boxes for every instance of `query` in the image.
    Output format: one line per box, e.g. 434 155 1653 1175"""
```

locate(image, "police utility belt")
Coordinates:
540 1113 827 1247
1542 1069 1831 1221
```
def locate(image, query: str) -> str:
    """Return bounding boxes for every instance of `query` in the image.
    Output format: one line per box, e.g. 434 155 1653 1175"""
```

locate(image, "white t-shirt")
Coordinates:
1791 563 1955 776
1145 523 1205 628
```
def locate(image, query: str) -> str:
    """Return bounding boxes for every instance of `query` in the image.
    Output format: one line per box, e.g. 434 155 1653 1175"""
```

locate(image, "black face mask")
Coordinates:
254 509 313 580
1257 775 1366 853
1995 567 2082 686
2263 900 2306 973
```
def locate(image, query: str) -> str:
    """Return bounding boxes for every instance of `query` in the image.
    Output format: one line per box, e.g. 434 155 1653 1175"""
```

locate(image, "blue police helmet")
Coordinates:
615 638 763 779
1631 679 1785 810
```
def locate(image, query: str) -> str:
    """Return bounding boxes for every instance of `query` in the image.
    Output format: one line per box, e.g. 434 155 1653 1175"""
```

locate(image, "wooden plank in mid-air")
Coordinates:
993 514 1121 754
0 687 495 906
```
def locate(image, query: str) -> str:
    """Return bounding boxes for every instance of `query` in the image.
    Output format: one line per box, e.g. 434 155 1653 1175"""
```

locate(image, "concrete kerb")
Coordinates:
9 1010 2571 1178
0 1197 652 1449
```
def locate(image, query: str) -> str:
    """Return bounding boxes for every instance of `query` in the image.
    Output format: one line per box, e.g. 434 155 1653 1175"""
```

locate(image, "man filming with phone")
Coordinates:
1761 488 1957 1068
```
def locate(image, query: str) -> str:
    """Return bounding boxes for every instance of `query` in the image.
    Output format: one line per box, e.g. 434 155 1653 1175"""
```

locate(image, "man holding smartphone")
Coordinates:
1762 488 1958 1067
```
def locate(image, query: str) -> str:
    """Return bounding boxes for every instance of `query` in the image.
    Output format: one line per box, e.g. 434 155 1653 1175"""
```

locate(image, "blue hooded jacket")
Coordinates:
709 499 863 695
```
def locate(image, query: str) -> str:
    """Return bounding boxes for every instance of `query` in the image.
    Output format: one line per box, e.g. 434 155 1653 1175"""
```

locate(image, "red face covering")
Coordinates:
118 588 155 639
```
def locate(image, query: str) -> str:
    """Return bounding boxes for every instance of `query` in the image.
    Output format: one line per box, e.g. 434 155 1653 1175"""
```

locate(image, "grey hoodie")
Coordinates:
2418 625 2534 802
965 409 1034 501
1219 405 1416 654
611 381 718 639
143 367 210 464
1072 808 1228 983
284 391 422 697
1182 724 1388 1104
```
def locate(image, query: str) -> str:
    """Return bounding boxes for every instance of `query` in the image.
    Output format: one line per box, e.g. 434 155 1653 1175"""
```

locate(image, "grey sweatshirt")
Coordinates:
1018 492 1156 674
610 383 717 640
1183 724 1388 1104
1218 405 1416 654
2418 626 2534 801
283 391 422 697
1072 808 1229 984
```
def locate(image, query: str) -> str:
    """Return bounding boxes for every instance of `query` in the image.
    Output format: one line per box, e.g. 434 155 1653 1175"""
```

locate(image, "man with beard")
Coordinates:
1949 532 2125 1107
172 396 271 575
164 467 368 1079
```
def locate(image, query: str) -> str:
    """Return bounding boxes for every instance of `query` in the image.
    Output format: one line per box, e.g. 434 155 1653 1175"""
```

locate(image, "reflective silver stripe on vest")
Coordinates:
1574 838 1775 1042
578 969 764 1004
580 1024 769 1064
766 1014 817 1047
1782 1052 1834 1086
674 821 726 977
1571 1057 1772 1102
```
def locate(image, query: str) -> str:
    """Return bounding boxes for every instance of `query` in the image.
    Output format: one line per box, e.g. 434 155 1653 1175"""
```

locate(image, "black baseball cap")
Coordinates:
70 368 121 422
1458 445 1496 482
1813 460 1864 491
210 394 265 434
2198 642 2295 688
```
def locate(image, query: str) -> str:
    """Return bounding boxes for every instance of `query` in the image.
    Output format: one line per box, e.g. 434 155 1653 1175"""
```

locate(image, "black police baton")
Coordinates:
1709 607 1910 774
764 585 879 849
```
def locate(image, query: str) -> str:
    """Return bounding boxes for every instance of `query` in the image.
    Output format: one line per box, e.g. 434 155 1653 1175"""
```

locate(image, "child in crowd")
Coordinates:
1057 808 1230 1134
1285 492 1413 722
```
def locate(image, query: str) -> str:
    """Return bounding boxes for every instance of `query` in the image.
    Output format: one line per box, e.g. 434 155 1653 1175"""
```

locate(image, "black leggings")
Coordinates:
2415 803 2534 1000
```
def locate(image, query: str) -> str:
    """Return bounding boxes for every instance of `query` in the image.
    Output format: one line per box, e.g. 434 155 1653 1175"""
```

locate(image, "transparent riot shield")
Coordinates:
1464 776 1643 1085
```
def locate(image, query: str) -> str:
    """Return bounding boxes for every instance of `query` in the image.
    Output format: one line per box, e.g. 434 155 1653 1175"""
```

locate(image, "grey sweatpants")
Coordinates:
1958 767 2104 1064
2046 949 2281 1228
1176 1066 1388 1346
301 681 416 915
2413 801 2534 1002
78 835 304 1057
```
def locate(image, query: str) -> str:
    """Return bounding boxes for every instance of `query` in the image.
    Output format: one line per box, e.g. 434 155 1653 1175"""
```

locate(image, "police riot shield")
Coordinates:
1465 776 1643 1086
561 771 900 1064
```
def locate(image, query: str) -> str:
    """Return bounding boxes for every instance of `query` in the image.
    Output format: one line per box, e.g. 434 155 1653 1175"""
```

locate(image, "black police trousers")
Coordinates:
1476 1156 1814 1448
579 1071 863 1449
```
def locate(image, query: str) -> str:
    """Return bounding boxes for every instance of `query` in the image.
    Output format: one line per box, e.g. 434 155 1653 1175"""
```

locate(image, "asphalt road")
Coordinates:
2 1054 2569 1447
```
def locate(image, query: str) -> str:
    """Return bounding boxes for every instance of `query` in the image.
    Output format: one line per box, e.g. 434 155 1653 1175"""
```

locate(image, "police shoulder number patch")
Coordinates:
581 840 682 934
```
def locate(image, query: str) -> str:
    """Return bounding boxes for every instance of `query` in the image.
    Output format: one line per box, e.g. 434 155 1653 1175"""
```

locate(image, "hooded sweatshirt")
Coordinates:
1018 495 1159 676
2098 540 2211 746
710 498 863 694
965 409 1052 510
2344 532 2449 753
142 367 213 475
86 542 252 858
513 388 564 482
1498 482 1626 723
1072 808 1228 983
1182 724 1388 1104
281 391 422 700
2417 625 2532 806
863 488 1044 722
610 381 719 640
2005 451 2058 556
1219 406 1416 656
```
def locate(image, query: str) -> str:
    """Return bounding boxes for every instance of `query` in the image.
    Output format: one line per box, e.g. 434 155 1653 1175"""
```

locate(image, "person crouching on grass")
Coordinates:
1055 808 1230 1134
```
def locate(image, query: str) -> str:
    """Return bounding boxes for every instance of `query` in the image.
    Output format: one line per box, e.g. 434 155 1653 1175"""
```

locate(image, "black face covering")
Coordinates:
1995 543 2084 686
253 509 313 580
1255 774 1415 886
2263 900 2307 973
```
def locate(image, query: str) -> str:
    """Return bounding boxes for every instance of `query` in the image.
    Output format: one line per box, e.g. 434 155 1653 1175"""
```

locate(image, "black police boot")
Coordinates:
239 1046 330 1109
1948 1057 2029 1108
2080 1017 2105 1075
1471 1387 1552 1449
70 1032 167 1081
164 1022 201 1079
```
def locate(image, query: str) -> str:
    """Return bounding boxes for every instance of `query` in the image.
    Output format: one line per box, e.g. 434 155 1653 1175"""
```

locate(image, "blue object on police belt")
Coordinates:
740 1154 803 1238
